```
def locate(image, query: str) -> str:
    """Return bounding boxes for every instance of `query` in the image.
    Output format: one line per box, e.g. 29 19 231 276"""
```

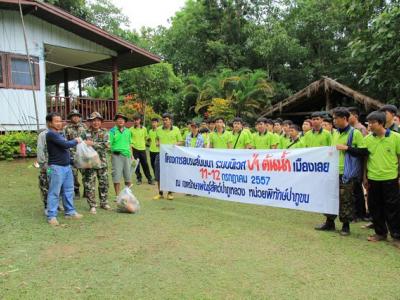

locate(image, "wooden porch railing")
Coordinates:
47 96 118 121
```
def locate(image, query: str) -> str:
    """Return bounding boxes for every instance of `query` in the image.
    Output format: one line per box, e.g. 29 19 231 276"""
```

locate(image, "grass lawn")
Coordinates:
1 158 400 299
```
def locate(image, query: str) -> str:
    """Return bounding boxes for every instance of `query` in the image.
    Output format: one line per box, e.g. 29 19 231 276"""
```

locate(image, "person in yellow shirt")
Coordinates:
252 117 279 149
322 116 336 135
207 118 216 133
210 117 233 149
315 108 367 235
302 112 332 147
147 117 160 179
153 113 183 200
364 111 400 246
231 117 252 149
287 124 304 149
266 119 280 145
130 115 153 185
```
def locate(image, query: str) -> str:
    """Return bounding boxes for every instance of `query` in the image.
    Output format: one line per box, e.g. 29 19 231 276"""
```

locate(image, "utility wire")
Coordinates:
18 0 40 133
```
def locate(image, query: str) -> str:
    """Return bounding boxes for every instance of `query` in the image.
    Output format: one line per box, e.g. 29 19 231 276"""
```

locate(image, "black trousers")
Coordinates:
368 179 400 239
149 151 158 176
353 179 367 218
132 149 152 181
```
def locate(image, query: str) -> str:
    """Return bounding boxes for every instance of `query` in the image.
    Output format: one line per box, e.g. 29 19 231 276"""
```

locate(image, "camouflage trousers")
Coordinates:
72 166 82 194
82 168 109 208
326 178 354 223
38 171 49 208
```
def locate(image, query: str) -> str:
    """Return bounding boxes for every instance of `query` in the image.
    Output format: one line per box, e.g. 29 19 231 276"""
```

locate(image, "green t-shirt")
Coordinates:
232 130 251 149
210 130 233 149
252 132 278 149
332 127 366 175
364 130 400 181
302 128 332 148
278 134 291 149
287 137 304 149
202 133 210 148
156 126 183 145
182 128 190 139
130 126 147 151
109 126 132 157
190 137 197 148
148 128 159 153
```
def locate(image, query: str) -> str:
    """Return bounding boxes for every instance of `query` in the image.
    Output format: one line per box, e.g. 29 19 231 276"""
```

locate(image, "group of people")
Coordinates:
37 104 400 249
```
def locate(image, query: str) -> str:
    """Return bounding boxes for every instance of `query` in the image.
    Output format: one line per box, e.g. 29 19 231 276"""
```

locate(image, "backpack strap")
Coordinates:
346 127 354 147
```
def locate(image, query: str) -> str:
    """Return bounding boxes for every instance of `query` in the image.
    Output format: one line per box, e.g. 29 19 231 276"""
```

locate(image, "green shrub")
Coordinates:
0 132 38 160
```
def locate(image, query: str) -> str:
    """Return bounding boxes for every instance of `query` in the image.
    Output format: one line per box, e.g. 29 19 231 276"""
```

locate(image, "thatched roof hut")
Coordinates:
262 77 384 118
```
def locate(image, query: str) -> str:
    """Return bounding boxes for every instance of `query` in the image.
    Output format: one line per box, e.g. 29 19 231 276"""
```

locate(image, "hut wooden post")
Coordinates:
324 78 332 111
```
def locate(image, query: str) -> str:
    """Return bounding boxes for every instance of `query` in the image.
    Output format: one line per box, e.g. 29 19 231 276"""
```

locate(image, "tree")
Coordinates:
349 4 400 103
44 0 91 20
207 98 235 121
156 0 274 75
119 63 183 116
193 68 275 123
118 94 161 126
86 0 129 34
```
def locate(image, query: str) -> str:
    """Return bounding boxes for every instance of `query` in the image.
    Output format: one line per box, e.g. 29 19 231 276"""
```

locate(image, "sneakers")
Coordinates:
167 193 174 201
339 222 350 236
47 218 59 226
89 207 97 214
153 194 164 200
100 204 111 210
367 234 387 242
148 179 155 185
136 179 142 185
65 213 83 220
74 191 80 200
314 221 335 231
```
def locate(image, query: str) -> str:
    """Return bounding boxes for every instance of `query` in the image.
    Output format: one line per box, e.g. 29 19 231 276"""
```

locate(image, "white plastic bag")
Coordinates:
74 143 101 169
117 187 140 214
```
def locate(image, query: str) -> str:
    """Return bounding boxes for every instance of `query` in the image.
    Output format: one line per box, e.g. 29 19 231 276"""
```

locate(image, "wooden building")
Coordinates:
262 77 385 122
0 0 160 131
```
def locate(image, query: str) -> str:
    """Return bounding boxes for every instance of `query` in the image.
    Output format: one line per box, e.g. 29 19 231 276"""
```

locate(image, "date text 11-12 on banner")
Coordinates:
160 145 339 215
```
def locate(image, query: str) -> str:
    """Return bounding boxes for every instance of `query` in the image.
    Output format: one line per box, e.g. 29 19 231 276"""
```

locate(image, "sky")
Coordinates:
111 0 186 30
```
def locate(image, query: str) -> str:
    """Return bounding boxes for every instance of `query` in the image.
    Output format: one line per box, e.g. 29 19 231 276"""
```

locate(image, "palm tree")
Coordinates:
190 69 274 122
218 69 274 121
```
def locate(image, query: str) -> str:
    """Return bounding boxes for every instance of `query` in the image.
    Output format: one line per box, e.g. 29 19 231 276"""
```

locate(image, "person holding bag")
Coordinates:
82 112 111 214
46 112 87 226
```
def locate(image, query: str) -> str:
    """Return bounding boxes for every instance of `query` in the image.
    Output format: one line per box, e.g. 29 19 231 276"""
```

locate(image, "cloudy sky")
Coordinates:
111 0 186 30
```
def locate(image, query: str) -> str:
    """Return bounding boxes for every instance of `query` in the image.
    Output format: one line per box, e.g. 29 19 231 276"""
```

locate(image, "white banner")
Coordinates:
160 145 339 215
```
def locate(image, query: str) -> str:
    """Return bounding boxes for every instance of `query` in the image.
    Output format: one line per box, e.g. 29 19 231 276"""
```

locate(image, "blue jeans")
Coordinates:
47 165 76 220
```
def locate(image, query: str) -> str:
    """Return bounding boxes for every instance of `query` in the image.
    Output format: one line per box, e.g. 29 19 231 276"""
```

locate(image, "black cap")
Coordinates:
67 109 81 119
114 113 128 121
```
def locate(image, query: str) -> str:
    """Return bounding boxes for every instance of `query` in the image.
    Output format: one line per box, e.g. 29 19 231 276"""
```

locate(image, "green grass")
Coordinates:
1 159 400 299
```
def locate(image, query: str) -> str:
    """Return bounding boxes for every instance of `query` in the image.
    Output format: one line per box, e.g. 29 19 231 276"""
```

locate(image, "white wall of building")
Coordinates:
0 10 116 131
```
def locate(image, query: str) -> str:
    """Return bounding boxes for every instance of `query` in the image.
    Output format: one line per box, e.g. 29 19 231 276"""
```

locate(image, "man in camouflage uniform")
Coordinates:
63 109 87 198
37 127 49 214
82 112 110 214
